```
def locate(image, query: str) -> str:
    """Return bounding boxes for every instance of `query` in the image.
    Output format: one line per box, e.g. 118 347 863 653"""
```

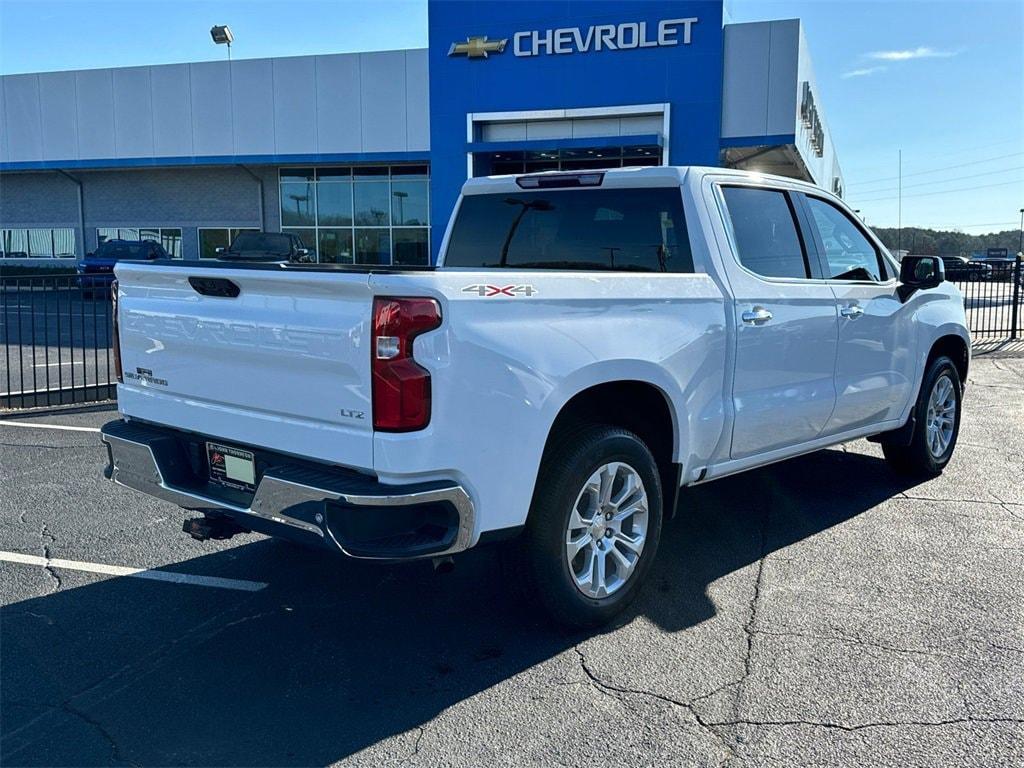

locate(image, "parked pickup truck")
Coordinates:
101 167 970 626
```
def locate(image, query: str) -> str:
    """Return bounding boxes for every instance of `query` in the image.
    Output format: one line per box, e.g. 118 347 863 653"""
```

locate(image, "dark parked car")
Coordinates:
216 231 311 263
980 256 1017 282
940 255 991 282
78 239 167 297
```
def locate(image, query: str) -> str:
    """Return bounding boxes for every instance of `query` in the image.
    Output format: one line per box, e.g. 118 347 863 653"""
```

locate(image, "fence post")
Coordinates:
1011 255 1022 341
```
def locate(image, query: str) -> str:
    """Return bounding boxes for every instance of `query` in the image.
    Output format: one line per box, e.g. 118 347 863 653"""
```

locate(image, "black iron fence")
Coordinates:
946 255 1022 340
1 273 115 410
0 260 1021 411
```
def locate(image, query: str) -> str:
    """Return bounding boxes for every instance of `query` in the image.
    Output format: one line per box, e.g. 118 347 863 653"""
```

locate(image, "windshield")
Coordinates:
444 188 693 273
228 232 295 255
90 241 151 260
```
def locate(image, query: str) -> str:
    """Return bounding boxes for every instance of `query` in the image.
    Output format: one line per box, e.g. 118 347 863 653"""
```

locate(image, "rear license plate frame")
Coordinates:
206 442 257 492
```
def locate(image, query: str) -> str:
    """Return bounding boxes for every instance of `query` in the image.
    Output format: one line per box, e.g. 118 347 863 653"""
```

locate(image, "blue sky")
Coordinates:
0 0 1021 235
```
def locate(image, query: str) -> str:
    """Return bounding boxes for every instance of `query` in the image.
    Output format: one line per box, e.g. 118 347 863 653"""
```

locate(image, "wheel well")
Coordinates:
928 335 969 384
543 381 680 517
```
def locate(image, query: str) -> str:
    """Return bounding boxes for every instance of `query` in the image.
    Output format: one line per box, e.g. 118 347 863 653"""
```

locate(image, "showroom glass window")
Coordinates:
198 228 260 259
97 227 182 258
0 228 76 258
279 165 430 265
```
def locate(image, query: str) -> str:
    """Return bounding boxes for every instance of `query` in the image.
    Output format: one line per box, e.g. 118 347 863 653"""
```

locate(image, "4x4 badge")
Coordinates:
462 284 537 297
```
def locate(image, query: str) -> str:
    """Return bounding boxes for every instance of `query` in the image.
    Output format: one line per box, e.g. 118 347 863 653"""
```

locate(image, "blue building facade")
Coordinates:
0 0 841 264
428 0 724 241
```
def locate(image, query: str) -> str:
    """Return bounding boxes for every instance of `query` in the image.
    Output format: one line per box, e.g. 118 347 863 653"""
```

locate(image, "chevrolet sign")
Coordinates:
514 18 697 57
450 18 697 61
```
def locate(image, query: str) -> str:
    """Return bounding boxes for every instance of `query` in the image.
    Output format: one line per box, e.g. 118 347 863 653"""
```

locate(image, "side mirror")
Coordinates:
898 255 944 302
215 247 225 254
86 252 94 258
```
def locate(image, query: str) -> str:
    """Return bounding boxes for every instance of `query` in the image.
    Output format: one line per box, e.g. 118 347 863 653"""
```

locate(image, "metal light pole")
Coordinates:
897 149 902 256
393 191 408 225
1018 207 1023 256
1012 208 1023 339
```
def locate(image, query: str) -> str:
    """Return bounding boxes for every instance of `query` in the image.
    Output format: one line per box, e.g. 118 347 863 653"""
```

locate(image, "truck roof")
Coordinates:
461 165 829 196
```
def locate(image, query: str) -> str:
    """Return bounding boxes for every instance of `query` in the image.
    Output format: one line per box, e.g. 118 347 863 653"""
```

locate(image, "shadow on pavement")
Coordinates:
1 448 927 766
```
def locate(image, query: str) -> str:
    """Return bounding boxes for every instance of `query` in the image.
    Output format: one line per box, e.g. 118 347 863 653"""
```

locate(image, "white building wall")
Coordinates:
0 50 431 165
722 19 842 190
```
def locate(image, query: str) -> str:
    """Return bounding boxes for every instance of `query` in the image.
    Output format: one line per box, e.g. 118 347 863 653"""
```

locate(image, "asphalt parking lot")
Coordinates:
1 353 1022 767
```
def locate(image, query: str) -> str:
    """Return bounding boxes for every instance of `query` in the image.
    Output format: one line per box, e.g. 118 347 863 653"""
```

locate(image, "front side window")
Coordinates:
444 188 692 272
721 187 809 279
805 197 885 281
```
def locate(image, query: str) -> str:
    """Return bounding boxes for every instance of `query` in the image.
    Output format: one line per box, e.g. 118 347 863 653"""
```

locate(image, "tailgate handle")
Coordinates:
188 276 240 298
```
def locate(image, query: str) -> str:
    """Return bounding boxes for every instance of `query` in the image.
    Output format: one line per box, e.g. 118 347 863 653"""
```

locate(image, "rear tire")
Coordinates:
513 425 664 628
882 355 962 476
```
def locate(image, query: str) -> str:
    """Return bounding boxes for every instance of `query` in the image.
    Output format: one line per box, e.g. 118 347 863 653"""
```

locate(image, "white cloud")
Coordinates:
842 66 887 79
867 46 960 61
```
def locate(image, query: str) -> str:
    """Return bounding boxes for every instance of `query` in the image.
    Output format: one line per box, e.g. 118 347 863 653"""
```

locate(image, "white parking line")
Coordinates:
0 551 268 592
0 421 101 433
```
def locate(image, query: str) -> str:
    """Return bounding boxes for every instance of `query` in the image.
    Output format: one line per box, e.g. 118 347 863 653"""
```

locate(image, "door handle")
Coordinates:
840 304 864 319
741 307 773 325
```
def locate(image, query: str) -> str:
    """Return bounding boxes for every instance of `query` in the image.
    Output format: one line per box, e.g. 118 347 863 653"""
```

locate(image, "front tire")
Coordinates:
516 425 664 628
883 355 962 476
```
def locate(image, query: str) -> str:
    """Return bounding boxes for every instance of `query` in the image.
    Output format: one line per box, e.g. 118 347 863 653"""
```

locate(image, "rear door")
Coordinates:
716 184 839 459
798 193 915 433
115 263 377 469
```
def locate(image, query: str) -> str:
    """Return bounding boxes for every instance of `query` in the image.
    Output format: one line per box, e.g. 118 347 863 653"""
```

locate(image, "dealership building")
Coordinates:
0 0 842 265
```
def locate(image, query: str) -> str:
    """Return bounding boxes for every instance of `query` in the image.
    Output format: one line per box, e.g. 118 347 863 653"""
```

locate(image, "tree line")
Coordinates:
871 227 1021 257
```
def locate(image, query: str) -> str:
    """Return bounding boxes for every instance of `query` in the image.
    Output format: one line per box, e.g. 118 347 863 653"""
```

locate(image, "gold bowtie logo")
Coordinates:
448 36 508 59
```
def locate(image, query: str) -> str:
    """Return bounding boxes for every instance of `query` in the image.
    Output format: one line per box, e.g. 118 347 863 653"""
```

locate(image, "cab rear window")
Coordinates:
444 188 693 273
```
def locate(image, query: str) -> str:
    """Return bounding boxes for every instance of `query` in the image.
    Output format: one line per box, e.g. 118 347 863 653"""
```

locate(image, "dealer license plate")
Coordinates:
207 442 256 492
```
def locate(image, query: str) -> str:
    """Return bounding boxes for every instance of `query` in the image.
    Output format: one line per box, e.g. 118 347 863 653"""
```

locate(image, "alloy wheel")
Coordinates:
925 374 956 458
565 461 649 599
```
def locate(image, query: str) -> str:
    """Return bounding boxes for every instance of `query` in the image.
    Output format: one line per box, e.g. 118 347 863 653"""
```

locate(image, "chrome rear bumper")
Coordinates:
100 419 475 560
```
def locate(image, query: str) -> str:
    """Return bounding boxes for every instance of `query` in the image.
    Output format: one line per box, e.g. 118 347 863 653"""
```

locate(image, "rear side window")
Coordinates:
721 187 809 279
444 188 693 272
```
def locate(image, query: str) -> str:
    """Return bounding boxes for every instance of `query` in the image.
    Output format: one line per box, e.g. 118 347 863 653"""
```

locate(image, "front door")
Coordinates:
799 194 916 433
717 185 839 460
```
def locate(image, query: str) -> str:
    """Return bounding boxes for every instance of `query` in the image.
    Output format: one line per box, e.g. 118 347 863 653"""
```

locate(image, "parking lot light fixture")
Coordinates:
210 25 234 60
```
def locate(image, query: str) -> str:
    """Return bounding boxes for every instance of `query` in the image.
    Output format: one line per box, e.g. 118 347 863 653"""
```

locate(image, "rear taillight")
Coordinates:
111 279 123 383
372 297 441 432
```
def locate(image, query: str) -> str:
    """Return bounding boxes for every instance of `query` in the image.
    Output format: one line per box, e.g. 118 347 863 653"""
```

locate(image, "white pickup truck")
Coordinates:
102 166 970 626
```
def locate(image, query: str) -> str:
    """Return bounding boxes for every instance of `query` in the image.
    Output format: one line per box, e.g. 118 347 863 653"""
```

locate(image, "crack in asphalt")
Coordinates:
61 701 139 767
899 492 1005 506
705 715 1024 733
572 645 740 765
0 440 101 450
730 506 770 728
40 523 62 592
0 593 268 762
400 725 426 766
988 491 1024 523
752 628 957 661
964 381 1018 391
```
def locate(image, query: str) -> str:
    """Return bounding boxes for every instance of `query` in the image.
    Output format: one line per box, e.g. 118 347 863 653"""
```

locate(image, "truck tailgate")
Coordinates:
114 263 375 469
